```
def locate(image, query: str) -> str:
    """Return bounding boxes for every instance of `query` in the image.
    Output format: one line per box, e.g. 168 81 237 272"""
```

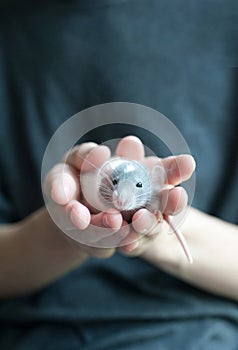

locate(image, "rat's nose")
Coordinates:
113 180 135 210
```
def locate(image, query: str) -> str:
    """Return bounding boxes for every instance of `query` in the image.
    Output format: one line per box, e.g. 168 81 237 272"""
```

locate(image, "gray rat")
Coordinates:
97 157 193 263
98 158 152 216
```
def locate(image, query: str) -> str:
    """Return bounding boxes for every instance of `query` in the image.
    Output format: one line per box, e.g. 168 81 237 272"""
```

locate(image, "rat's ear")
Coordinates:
150 163 166 192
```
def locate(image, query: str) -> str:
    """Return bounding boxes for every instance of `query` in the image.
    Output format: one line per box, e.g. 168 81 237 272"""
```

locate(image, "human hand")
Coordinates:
43 136 195 259
113 136 196 257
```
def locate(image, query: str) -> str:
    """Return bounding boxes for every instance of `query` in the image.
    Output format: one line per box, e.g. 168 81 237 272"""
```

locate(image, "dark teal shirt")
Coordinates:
0 1 238 349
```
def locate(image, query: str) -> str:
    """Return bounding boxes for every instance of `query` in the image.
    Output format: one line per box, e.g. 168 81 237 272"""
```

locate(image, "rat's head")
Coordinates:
98 158 152 211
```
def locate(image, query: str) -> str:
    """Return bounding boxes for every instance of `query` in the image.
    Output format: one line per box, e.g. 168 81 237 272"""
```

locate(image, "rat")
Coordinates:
97 157 193 264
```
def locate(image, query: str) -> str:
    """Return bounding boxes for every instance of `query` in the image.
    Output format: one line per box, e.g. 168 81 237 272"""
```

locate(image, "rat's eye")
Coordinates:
112 178 118 186
136 182 142 188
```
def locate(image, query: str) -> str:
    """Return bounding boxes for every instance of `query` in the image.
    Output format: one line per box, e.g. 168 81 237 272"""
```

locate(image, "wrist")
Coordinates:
20 207 89 271
140 212 195 275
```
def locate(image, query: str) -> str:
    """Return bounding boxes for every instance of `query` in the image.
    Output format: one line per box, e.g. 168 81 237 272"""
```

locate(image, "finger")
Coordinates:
118 208 161 254
115 135 145 160
72 209 123 245
117 220 160 256
66 199 91 230
132 208 158 235
160 186 188 215
96 220 131 248
162 155 196 185
63 142 97 169
143 154 196 186
91 209 123 232
65 143 111 172
118 232 159 257
44 163 80 205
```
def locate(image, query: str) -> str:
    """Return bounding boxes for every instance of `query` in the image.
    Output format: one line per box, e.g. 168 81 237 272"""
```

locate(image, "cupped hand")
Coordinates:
115 136 195 256
43 136 195 258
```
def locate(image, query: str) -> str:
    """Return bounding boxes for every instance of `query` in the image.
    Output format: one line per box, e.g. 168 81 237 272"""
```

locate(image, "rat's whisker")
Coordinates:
99 172 115 186
99 186 113 194
135 191 152 199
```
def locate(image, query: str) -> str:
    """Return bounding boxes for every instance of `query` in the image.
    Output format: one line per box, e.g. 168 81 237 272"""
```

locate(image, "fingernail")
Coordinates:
137 212 157 234
51 181 66 204
63 184 73 201
191 156 197 171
